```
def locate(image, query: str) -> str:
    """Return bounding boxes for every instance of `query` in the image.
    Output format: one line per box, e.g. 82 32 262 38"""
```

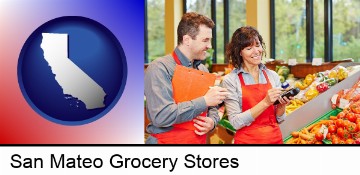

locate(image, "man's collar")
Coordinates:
174 47 193 67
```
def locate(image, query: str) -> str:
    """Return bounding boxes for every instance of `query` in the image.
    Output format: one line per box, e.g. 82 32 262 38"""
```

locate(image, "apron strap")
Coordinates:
238 69 270 86
172 51 181 65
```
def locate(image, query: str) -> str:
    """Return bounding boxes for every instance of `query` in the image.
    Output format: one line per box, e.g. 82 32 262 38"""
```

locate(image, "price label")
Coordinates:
320 124 328 141
288 59 297 66
331 94 338 105
312 58 323 66
339 98 350 109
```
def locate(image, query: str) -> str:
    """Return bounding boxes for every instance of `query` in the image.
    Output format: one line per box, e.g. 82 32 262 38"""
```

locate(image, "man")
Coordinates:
144 12 228 144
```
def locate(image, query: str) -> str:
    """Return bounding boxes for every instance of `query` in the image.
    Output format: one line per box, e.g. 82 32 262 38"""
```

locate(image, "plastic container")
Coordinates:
283 108 342 144
281 81 290 89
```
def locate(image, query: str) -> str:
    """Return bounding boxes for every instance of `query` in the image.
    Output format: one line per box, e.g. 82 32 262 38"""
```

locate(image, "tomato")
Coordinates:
346 122 358 133
343 120 350 129
336 119 344 128
345 138 354 144
326 133 331 140
331 134 338 141
350 103 360 114
337 128 344 138
315 141 323 144
316 82 329 93
332 138 340 144
354 132 360 139
346 113 357 123
315 132 324 141
356 117 360 124
343 130 351 139
328 125 337 133
344 107 351 112
337 112 346 119
327 120 334 126
356 138 360 144
357 123 360 132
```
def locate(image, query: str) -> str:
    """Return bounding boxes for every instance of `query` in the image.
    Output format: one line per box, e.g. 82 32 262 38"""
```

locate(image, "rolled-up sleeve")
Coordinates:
276 112 286 123
221 74 254 130
207 106 220 131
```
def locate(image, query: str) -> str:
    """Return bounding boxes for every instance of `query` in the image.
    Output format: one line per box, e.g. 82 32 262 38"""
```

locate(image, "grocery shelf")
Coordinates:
280 69 360 139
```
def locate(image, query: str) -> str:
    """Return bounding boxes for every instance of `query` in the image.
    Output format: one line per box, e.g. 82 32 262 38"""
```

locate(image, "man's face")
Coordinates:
188 25 212 60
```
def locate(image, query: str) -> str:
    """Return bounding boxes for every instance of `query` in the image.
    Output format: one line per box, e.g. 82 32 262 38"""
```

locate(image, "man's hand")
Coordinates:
204 86 228 107
193 116 214 136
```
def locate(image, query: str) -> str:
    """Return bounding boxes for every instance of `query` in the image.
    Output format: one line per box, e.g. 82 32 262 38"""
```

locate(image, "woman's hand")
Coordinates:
276 96 292 108
275 96 293 117
263 88 283 106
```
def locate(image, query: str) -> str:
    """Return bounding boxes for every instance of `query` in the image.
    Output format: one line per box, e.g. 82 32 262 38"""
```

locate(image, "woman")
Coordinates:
222 26 290 144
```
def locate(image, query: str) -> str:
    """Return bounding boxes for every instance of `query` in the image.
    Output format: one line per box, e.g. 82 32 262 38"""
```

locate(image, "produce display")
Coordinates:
294 67 348 102
285 106 360 144
331 80 360 109
284 66 353 115
275 66 290 83
325 107 360 144
285 99 304 115
285 118 334 144
213 63 360 144
285 78 360 144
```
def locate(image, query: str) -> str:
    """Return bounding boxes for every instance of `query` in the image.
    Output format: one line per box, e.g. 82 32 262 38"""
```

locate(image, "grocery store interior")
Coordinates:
144 0 360 144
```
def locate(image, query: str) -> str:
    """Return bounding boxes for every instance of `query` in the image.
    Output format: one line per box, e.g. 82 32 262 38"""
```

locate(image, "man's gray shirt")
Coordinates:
144 47 219 143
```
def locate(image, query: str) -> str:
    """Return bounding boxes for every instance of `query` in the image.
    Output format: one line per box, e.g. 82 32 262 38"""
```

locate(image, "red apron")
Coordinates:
234 70 283 144
151 51 207 144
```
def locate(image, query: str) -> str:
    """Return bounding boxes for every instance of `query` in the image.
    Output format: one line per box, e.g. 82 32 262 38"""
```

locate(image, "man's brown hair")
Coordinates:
177 12 215 45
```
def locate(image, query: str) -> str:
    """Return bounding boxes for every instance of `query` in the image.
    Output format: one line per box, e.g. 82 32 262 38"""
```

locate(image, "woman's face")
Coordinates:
240 37 263 66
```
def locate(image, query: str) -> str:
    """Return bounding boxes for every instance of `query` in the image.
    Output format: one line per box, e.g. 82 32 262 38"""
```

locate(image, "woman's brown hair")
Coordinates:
225 26 266 68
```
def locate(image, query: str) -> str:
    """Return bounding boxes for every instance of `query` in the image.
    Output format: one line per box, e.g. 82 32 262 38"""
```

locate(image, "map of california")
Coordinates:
40 33 106 109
